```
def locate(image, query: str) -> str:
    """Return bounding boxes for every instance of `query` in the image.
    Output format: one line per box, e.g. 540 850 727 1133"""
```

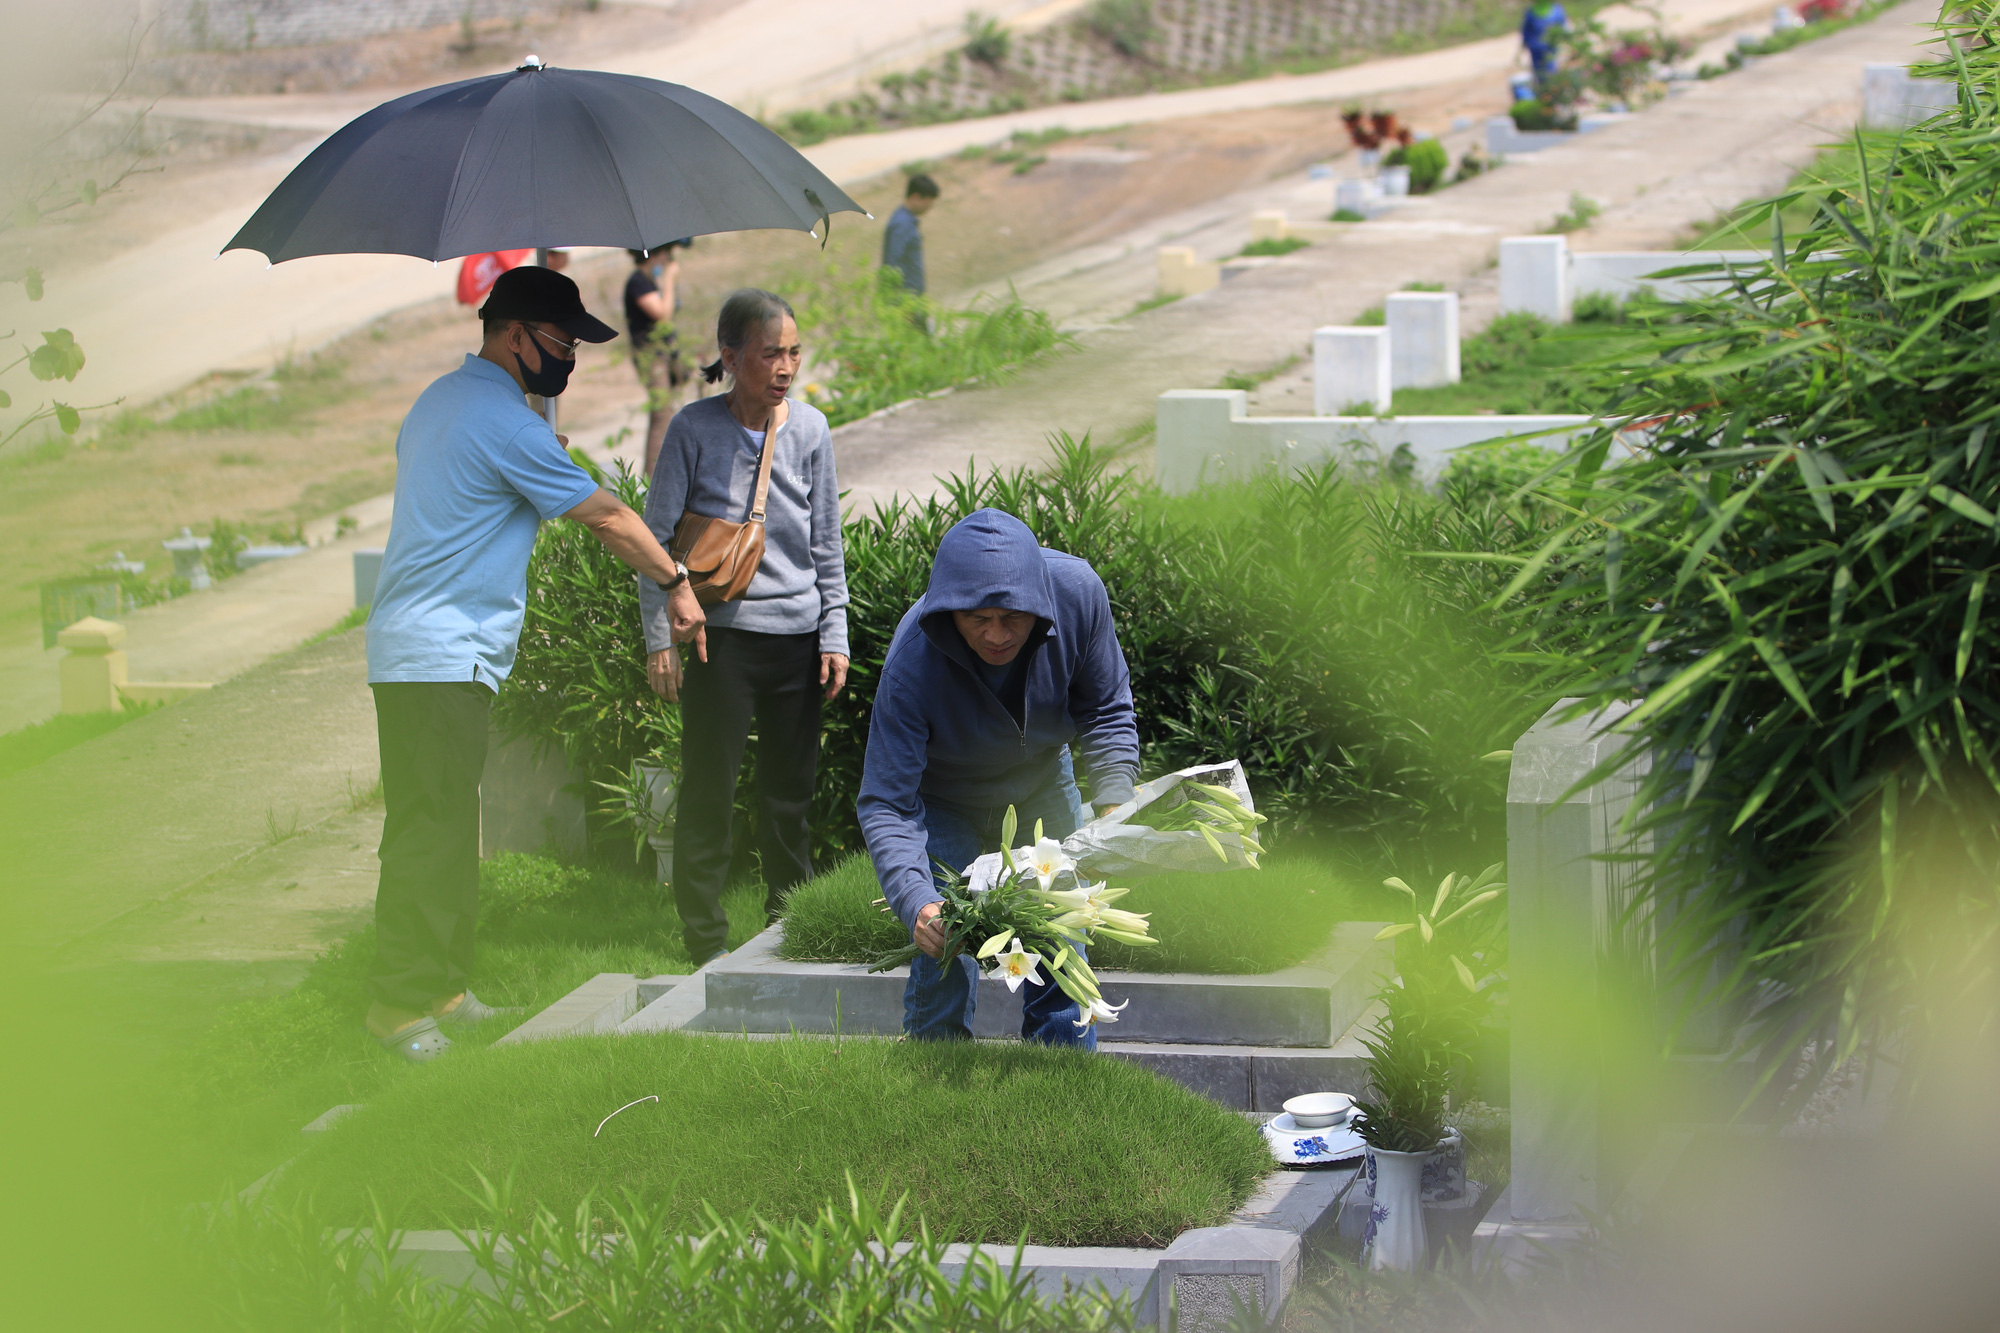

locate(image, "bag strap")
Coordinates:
748 408 779 524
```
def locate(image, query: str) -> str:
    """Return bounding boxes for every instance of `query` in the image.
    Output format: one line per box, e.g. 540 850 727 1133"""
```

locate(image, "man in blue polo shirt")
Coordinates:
365 265 705 1062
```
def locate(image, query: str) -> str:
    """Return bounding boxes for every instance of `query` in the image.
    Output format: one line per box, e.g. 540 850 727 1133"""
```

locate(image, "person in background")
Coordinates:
880 173 939 297
364 265 706 1063
456 248 531 308
857 508 1139 1048
1519 0 1568 89
640 289 850 968
626 240 691 478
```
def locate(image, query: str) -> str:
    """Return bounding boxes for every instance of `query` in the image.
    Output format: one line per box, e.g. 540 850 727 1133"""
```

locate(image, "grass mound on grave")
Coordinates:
776 852 1362 973
276 1031 1271 1247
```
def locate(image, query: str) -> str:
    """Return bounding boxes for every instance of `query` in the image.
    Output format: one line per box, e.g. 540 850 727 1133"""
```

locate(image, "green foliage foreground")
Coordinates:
777 852 1367 974
272 1032 1270 1247
191 1184 1141 1333
1507 18 2000 1078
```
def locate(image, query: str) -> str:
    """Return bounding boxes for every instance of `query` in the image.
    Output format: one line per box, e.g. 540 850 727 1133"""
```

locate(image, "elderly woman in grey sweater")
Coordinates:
639 289 849 965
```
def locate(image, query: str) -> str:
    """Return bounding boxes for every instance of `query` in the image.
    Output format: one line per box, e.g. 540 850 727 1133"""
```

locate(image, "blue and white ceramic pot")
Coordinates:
1362 1146 1429 1272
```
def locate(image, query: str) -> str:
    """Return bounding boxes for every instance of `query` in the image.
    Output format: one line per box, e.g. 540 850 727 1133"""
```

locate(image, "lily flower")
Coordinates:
976 929 1016 960
1083 882 1131 909
991 939 1046 993
1015 837 1075 891
1097 906 1153 936
1073 997 1130 1030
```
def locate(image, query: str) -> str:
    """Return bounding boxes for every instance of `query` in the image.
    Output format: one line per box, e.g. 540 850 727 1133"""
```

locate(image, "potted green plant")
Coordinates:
1353 865 1506 1270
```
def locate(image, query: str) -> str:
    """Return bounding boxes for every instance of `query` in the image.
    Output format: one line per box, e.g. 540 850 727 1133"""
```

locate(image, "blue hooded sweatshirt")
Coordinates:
858 509 1140 928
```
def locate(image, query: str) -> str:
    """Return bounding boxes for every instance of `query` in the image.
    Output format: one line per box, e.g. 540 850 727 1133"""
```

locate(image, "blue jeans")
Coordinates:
904 750 1095 1049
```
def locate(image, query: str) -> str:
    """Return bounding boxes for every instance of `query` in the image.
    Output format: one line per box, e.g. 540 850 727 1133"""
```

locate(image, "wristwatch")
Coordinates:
656 560 690 592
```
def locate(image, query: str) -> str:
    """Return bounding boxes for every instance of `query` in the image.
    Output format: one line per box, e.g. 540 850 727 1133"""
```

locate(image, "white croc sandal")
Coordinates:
378 1015 452 1063
436 991 520 1026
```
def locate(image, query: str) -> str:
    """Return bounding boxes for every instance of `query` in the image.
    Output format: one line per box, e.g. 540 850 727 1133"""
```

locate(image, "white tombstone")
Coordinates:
1863 62 1958 130
353 548 386 608
1385 291 1461 389
1500 235 1570 323
1333 178 1375 219
1313 326 1391 416
1504 701 1649 1225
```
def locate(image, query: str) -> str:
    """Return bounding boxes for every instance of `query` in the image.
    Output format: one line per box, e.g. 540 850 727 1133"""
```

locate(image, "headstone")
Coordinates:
480 728 588 862
1385 291 1461 389
56 616 128 714
1313 326 1391 416
1157 246 1220 297
1504 700 1648 1223
1250 210 1288 243
1379 164 1411 197
1500 235 1570 323
162 527 212 591
1862 62 1958 130
1333 178 1376 218
353 548 386 608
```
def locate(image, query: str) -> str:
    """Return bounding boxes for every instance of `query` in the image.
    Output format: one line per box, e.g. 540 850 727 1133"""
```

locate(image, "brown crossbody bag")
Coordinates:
668 411 777 606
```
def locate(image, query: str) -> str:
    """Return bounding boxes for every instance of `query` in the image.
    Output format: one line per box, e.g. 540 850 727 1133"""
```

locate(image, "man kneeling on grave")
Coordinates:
857 508 1139 1047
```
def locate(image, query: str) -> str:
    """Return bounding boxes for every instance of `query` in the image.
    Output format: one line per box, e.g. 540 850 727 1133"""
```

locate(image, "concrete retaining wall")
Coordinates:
149 0 543 52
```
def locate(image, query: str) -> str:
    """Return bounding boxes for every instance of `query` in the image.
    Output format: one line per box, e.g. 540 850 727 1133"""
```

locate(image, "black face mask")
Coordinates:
515 342 575 398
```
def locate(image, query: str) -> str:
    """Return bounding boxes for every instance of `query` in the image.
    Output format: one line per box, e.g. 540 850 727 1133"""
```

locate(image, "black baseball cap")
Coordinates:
478 264 618 343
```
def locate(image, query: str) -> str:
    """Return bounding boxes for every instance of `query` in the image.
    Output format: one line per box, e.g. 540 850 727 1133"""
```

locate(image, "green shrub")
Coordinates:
1084 0 1158 57
962 11 1010 66
1509 97 1571 132
1388 138 1450 193
796 264 1072 427
1239 235 1311 256
505 440 1552 885
1504 34 2000 1070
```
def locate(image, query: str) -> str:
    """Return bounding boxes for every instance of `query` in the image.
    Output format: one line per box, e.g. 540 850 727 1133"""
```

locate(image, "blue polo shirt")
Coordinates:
366 354 599 690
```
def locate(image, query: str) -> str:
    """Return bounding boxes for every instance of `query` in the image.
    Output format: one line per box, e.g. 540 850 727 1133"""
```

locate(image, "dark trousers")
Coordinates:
902 750 1093 1048
368 682 492 1009
672 627 822 962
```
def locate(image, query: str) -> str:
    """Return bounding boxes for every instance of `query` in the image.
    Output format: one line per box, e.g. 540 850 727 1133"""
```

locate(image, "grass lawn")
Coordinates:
0 703 160 780
274 1030 1271 1247
777 852 1366 974
1388 310 1650 417
151 854 768 1198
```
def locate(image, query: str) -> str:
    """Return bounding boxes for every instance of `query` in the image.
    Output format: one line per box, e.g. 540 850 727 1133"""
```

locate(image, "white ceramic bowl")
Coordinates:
1281 1092 1354 1129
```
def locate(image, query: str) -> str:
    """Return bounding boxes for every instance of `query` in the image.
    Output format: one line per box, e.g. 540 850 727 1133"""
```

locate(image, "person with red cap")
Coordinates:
362 264 706 1062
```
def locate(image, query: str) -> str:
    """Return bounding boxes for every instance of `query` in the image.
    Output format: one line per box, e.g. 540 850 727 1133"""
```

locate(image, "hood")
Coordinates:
918 508 1055 664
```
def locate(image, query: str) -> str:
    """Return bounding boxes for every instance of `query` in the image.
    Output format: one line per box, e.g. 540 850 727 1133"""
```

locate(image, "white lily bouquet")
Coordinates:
869 805 1159 1030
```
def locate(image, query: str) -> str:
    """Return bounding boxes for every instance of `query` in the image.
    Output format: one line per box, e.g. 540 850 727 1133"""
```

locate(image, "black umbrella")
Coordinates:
224 57 865 264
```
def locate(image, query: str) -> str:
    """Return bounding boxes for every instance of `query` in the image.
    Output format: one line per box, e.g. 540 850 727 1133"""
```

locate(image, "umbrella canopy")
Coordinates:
224 58 865 264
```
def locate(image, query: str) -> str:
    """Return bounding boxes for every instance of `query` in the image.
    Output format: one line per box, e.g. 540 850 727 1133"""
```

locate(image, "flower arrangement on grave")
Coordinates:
1122 779 1268 865
868 805 1158 1025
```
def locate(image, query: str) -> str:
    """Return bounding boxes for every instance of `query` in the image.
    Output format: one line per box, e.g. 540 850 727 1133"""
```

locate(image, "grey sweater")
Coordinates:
640 394 850 655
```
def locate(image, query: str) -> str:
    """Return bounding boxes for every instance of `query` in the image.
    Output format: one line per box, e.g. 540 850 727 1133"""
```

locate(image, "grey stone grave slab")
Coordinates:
688 920 1389 1048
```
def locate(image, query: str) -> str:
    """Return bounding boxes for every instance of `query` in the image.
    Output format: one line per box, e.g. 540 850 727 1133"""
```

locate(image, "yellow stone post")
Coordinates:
57 616 128 714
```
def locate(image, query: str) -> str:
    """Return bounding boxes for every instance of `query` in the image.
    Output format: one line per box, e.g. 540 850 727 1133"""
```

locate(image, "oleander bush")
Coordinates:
502 438 1561 883
1502 22 2000 1078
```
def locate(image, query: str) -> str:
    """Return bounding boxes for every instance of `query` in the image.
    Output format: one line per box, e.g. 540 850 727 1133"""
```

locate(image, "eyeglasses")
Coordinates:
526 325 581 360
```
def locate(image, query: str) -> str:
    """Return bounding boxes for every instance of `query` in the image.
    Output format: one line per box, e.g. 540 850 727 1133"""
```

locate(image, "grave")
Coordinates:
1501 234 1767 322
479 728 588 861
1312 326 1390 416
1862 62 1956 130
1484 111 1627 157
1154 388 1592 493
1385 291 1460 389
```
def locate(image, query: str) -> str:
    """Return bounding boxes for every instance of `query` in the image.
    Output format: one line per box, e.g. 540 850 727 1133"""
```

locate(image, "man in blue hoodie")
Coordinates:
858 509 1140 1047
